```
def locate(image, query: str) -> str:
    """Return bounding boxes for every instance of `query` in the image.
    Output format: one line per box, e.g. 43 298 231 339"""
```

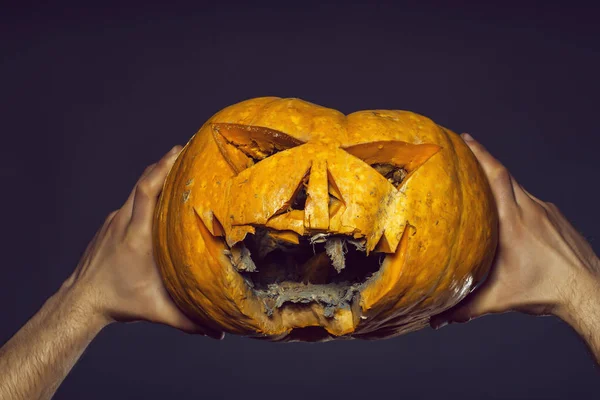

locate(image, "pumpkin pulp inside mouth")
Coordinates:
221 161 408 317
226 228 384 317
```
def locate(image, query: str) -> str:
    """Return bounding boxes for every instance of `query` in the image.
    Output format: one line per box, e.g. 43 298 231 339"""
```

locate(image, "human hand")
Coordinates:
431 133 600 328
62 146 223 339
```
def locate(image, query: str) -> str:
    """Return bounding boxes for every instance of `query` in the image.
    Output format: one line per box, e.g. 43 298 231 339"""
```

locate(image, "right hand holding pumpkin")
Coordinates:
431 133 600 328
60 145 224 339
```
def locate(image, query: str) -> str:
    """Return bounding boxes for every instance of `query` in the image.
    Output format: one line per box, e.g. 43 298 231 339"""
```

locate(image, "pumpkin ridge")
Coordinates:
385 125 465 319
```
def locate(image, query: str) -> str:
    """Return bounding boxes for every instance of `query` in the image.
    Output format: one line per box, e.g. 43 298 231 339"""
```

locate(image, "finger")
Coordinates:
118 163 157 224
152 283 225 339
461 133 518 218
155 300 224 339
129 146 182 232
430 281 502 329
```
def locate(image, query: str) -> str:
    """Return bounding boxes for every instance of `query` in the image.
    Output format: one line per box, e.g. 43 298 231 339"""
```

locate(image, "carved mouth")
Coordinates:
226 228 385 316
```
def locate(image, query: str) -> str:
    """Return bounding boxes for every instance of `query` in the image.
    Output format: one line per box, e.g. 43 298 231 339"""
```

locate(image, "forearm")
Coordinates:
0 283 109 400
555 265 600 365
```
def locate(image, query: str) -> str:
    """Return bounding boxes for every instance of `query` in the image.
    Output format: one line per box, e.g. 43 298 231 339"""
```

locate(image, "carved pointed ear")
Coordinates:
212 123 304 174
342 140 441 187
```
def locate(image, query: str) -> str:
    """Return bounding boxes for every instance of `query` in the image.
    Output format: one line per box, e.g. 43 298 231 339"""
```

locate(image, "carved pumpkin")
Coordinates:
153 97 498 341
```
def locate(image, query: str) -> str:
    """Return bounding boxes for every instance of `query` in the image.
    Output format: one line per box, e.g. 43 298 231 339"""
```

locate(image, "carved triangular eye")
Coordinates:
371 163 407 188
342 140 441 188
212 123 304 174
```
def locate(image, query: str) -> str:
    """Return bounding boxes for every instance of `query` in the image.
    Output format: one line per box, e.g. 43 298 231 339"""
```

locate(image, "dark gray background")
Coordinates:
2 2 599 399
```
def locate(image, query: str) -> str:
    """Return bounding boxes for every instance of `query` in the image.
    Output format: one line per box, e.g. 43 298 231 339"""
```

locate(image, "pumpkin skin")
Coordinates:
153 97 498 341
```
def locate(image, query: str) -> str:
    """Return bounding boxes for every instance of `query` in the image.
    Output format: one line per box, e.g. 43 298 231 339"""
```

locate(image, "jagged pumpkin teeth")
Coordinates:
153 97 498 341
326 169 344 203
268 230 299 245
225 244 256 273
328 197 344 216
264 210 305 235
324 237 347 273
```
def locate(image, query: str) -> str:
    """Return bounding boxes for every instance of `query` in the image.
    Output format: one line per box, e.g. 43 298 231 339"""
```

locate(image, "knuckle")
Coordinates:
124 233 145 252
469 140 486 155
106 210 119 222
491 165 510 185
530 201 549 218
136 181 154 198
538 201 554 216
141 164 156 178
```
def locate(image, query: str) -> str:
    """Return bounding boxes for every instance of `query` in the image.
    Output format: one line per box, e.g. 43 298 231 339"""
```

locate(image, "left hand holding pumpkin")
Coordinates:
430 134 600 329
61 145 223 339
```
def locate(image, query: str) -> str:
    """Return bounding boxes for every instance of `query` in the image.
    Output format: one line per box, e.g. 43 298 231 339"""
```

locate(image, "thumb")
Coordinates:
430 285 498 329
153 292 225 339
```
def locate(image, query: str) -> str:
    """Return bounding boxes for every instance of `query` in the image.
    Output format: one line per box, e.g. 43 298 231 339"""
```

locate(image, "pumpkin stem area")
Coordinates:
227 228 384 317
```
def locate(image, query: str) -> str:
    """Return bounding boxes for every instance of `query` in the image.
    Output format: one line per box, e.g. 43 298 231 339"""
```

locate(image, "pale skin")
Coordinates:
430 134 600 365
0 136 598 399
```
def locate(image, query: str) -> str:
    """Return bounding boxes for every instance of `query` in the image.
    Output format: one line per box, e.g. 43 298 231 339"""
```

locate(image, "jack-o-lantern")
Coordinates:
153 97 498 341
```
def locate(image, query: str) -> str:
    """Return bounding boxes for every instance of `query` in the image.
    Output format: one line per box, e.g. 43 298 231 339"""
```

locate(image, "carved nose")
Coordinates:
303 159 330 231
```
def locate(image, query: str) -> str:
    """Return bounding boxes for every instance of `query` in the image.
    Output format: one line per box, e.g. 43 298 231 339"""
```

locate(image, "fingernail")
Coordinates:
433 320 449 330
461 133 474 142
208 331 225 340
169 145 182 155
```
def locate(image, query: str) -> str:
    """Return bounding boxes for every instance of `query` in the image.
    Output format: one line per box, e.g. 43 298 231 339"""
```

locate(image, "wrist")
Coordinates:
553 263 600 327
56 278 114 333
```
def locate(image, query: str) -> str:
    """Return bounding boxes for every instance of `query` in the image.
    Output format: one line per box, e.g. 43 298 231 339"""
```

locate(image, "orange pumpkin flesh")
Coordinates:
153 97 498 341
